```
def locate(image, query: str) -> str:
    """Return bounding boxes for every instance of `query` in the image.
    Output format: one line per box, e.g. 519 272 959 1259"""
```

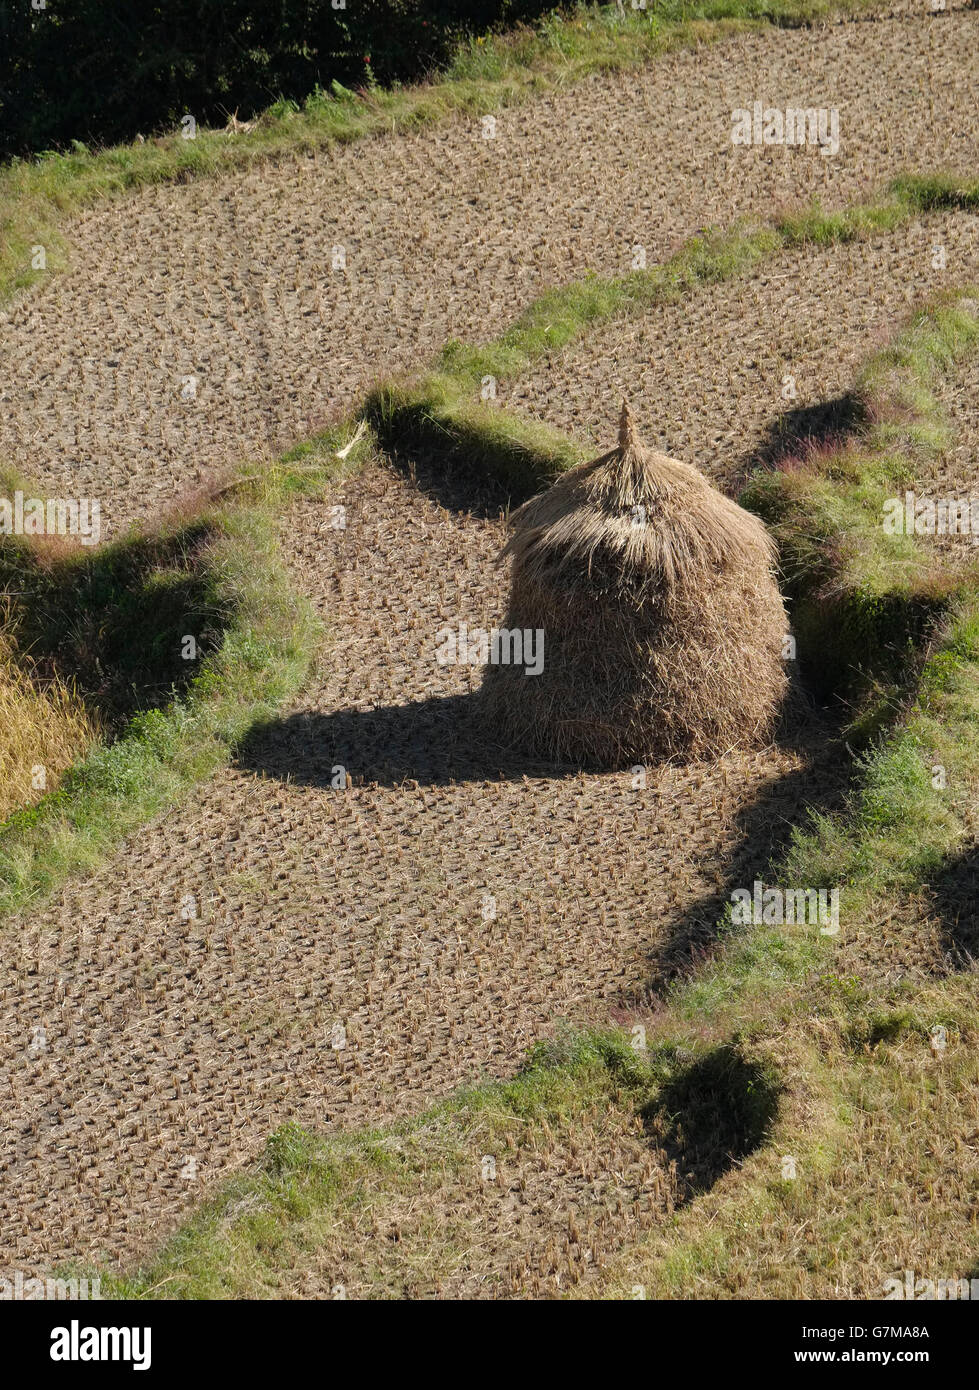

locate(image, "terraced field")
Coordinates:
508 213 979 486
1 8 977 532
3 3 979 1301
0 452 849 1272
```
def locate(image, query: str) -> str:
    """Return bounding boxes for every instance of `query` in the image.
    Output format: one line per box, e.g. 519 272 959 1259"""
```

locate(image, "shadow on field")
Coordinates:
237 686 851 988
642 727 850 992
0 522 225 729
751 392 866 473
236 684 846 794
643 1046 781 1198
922 843 979 965
384 442 528 521
235 692 569 787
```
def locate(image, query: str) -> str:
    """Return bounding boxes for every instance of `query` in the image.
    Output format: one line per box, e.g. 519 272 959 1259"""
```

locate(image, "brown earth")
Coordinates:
0 458 847 1277
0 11 977 532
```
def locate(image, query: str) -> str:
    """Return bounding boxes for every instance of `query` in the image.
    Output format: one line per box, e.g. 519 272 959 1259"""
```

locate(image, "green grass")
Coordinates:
0 411 376 923
435 223 782 393
8 181 974 925
364 177 979 505
94 1028 785 1300
0 0 884 304
781 590 979 908
670 587 979 1029
742 288 979 712
10 160 979 1293
0 519 225 727
363 372 588 496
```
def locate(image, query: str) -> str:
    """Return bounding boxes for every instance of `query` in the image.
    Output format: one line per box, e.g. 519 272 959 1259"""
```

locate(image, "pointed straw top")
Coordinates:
501 399 776 600
618 397 636 451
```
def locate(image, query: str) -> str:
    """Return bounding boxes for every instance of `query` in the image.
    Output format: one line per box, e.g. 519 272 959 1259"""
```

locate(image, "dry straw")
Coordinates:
0 626 96 818
482 401 788 765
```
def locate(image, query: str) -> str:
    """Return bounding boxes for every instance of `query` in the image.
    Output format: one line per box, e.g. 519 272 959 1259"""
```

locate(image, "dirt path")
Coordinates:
508 212 979 489
1 11 977 532
0 457 846 1275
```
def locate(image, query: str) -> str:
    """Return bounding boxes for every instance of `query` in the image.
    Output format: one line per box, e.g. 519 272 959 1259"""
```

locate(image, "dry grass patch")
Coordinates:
0 628 96 819
589 978 979 1299
101 1031 781 1300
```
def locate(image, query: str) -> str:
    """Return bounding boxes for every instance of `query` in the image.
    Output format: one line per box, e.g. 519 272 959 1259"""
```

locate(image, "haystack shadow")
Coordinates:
237 685 851 996
235 691 565 788
643 1045 781 1198
234 678 839 794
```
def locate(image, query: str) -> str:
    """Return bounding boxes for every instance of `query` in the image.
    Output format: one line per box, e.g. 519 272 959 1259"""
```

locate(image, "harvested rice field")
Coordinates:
1 9 977 533
0 458 849 1275
508 212 979 486
3 0 979 1326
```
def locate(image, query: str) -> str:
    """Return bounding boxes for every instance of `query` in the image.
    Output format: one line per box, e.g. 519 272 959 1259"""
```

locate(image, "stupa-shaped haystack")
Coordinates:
481 401 788 766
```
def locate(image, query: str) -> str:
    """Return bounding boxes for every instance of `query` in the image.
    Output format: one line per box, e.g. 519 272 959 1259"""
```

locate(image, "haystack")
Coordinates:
481 401 788 766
